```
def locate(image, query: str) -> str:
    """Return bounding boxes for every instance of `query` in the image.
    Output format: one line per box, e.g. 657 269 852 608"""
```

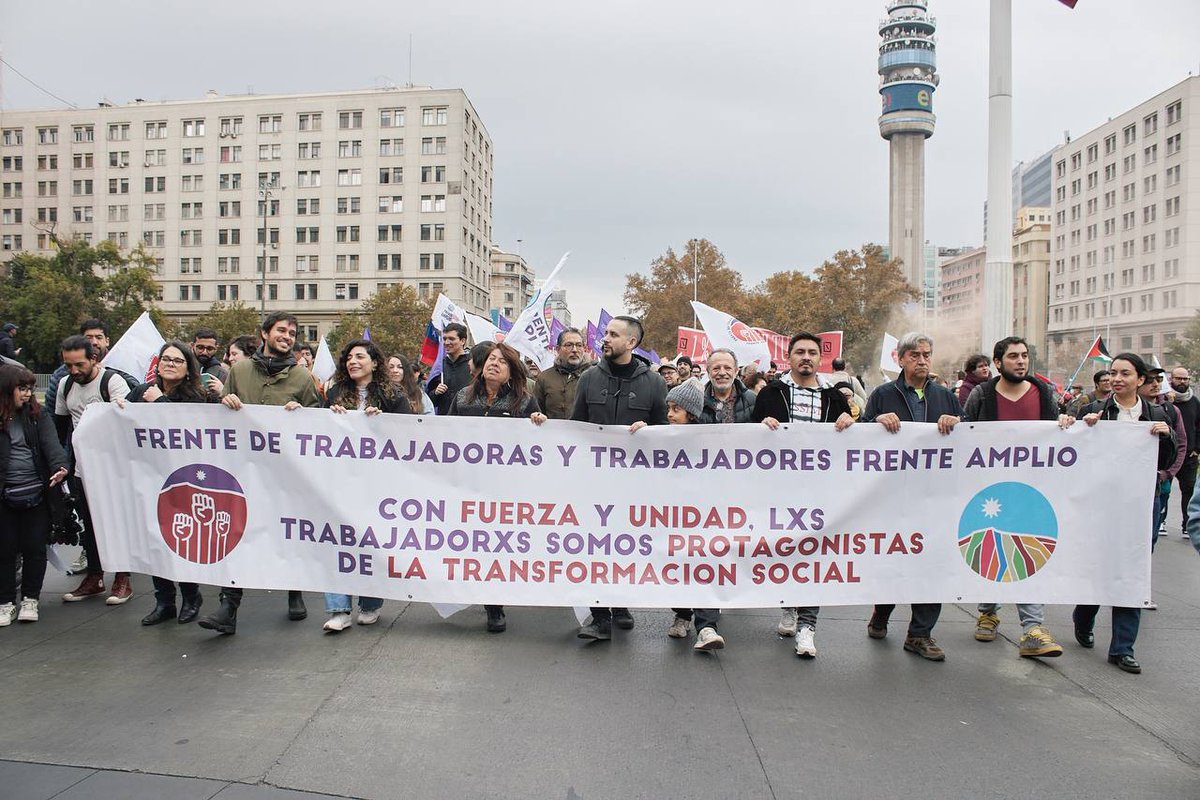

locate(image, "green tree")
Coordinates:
327 284 433 361
1166 311 1200 374
184 301 263 346
623 239 750 354
745 270 822 337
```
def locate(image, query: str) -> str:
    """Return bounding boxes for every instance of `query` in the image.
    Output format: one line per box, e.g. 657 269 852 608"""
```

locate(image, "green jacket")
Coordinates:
223 358 321 408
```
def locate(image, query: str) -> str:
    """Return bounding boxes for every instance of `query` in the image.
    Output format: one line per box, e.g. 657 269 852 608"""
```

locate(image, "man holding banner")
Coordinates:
572 315 667 641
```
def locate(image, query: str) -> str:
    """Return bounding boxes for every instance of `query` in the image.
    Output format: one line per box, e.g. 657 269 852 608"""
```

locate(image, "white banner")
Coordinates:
74 405 1155 608
465 313 504 346
690 301 772 368
504 253 568 370
879 332 900 374
311 337 336 383
431 293 467 333
103 311 165 382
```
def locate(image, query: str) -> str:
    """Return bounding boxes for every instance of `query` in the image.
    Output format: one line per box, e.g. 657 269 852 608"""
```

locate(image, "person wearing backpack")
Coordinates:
53 334 132 605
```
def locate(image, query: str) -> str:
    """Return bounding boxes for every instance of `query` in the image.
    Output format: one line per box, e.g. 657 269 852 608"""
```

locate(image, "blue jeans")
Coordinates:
324 593 383 614
976 603 1045 631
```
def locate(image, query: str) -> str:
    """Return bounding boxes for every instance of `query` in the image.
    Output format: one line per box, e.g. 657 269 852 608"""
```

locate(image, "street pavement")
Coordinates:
2 526 1198 800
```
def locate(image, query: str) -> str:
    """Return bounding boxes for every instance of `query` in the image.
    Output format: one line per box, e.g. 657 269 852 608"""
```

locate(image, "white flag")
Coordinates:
505 253 569 370
879 333 900 374
465 313 504 346
103 311 165 382
431 294 467 333
689 301 771 368
311 337 337 383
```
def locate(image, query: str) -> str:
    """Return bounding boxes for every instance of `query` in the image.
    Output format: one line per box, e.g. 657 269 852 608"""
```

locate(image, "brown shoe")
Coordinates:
903 636 946 661
63 574 105 602
866 613 888 640
106 573 133 605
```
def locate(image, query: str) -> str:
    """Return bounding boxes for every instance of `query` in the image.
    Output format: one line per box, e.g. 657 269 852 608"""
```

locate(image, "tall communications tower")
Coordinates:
878 0 939 318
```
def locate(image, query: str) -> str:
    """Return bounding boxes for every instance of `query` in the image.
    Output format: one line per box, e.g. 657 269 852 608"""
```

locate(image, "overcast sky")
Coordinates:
2 1 1198 325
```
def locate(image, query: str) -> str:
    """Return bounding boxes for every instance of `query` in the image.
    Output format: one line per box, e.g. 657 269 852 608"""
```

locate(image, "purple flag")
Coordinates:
362 326 371 341
548 318 567 351
586 321 601 356
496 314 513 333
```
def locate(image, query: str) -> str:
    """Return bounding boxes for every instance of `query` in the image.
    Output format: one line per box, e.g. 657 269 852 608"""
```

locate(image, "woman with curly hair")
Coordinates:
321 339 411 632
0 364 69 626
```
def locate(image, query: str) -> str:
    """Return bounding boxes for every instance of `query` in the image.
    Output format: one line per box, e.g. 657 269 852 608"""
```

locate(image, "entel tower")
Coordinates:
878 0 939 317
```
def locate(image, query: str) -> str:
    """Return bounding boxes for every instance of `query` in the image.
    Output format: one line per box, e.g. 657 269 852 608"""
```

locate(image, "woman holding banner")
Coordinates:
449 342 544 633
322 339 411 633
120 341 213 626
0 364 69 626
1075 352 1176 674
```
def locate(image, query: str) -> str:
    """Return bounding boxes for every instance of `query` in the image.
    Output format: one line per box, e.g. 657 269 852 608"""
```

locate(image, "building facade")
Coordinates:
488 245 534 321
0 86 494 340
1012 206 1051 362
1046 76 1198 373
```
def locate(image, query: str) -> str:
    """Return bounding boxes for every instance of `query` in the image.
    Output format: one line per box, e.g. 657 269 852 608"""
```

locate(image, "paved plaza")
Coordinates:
2 527 1198 800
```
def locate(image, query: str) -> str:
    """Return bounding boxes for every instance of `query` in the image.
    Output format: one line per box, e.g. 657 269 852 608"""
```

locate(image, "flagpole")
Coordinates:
981 0 1014 351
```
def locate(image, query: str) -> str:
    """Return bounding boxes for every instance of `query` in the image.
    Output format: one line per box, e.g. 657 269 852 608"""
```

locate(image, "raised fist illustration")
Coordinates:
191 492 215 525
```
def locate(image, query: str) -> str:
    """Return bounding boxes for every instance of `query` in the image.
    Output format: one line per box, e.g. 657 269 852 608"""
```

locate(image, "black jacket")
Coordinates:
863 376 962 423
570 355 667 426
0 331 17 360
751 378 850 424
426 353 473 416
961 376 1058 422
323 382 412 414
701 379 758 425
1171 393 1200 455
128 381 214 405
450 383 540 418
1084 395 1178 472
0 408 68 489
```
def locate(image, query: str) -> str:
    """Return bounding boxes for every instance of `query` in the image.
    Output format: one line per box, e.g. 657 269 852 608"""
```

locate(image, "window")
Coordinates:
335 255 360 273
1104 190 1115 209
1165 227 1180 248
297 112 322 131
337 169 362 186
420 223 445 241
380 108 405 127
2 156 23 172
419 253 445 270
144 203 165 220
1123 183 1135 202
258 143 281 160
296 255 320 272
107 177 129 194
179 257 202 274
1104 133 1117 155
216 284 240 302
295 226 320 244
379 138 404 156
1086 171 1097 190
34 126 58 145
2 129 23 146
336 196 361 214
219 117 243 137
1166 133 1182 156
217 228 241 245
1143 204 1156 224
179 285 202 301
180 229 202 247
1167 100 1183 126
1122 211 1135 230
181 174 203 191
220 145 242 163
1143 234 1156 253
38 206 60 223
1104 163 1116 181
377 224 402 242
1086 143 1098 163
338 140 362 158
37 154 58 170
256 228 280 246
420 194 446 212
334 282 359 300
144 148 166 167
219 173 242 190
335 225 360 243
72 178 94 195
377 254 402 271
379 166 403 184
1144 113 1158 136
182 119 205 137
298 142 321 159
254 283 279 301
1165 258 1180 278
255 256 280 274
294 283 319 301
420 137 447 155
219 200 242 218
1144 144 1158 165
1122 154 1135 173
297 170 321 188
421 107 448 126
1144 174 1158 194
1123 124 1136 146
1 208 21 224
1055 159 1066 178
72 152 94 169
1070 152 1081 170
182 147 205 164
1142 263 1156 283
107 123 130 141
296 198 320 215
338 111 363 129
258 115 282 134
1055 186 1066 203
421 165 446 183
379 195 402 213
143 230 166 247
218 256 241 274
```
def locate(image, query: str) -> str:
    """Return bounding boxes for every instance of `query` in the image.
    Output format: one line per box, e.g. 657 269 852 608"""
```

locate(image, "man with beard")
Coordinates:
962 336 1072 657
191 327 229 400
658 360 679 388
752 332 853 659
198 311 321 635
700 348 756 424
1168 367 1200 535
571 315 667 641
533 327 591 419
426 323 472 416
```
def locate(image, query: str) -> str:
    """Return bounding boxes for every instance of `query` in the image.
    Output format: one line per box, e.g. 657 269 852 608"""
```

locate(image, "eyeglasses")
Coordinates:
192 344 217 353
159 356 187 366
16 386 33 393
1146 376 1163 384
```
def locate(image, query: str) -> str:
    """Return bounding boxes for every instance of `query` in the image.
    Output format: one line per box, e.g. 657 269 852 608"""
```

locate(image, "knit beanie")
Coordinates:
667 378 705 420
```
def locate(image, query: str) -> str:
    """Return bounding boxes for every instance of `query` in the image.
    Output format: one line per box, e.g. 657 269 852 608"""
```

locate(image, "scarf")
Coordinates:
554 359 587 377
251 347 296 377
1174 387 1193 403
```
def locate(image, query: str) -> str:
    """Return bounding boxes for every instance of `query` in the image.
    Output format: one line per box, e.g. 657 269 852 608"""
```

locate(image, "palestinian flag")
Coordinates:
1084 335 1112 362
1058 0 1078 7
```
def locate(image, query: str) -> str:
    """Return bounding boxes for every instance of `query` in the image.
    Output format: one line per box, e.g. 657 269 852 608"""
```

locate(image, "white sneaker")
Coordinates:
1145 600 1158 610
322 612 352 632
694 626 725 651
777 607 799 637
667 615 691 639
0 602 15 627
357 609 380 626
795 625 817 658
17 598 38 623
68 551 88 575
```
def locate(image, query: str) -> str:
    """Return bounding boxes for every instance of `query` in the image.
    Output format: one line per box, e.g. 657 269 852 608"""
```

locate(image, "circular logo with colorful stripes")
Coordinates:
957 482 1057 582
157 464 248 564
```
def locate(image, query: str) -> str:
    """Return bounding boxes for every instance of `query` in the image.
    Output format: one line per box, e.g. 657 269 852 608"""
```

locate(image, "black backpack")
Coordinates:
61 368 136 404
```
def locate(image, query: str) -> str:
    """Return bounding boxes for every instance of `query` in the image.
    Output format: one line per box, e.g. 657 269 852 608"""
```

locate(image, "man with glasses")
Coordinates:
1169 367 1200 536
191 327 229 400
861 332 961 662
533 328 591 420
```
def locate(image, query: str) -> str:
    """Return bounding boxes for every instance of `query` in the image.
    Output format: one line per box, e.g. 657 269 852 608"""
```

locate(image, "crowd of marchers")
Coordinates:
0 312 1197 677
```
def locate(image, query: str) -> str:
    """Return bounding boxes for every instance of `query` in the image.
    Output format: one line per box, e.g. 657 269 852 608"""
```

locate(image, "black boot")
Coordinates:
177 593 203 624
287 590 307 621
141 602 176 626
485 605 507 633
198 592 239 635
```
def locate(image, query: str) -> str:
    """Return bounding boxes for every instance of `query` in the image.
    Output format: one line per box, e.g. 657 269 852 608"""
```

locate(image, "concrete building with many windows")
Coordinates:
0 86 494 340
1046 76 1198 373
488 245 534 321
